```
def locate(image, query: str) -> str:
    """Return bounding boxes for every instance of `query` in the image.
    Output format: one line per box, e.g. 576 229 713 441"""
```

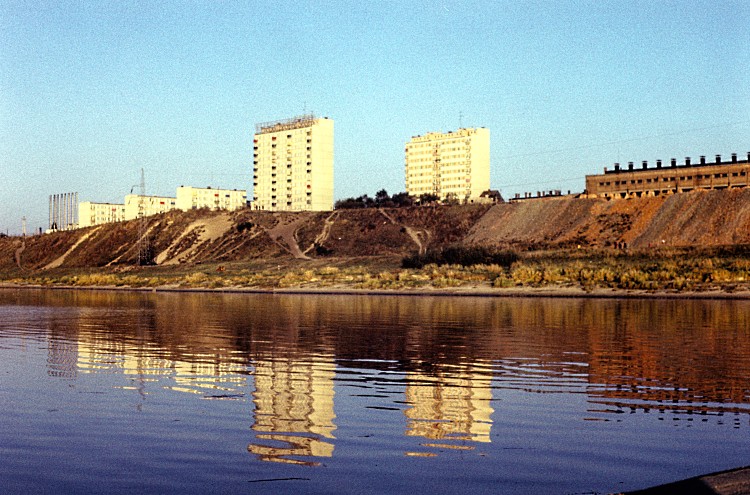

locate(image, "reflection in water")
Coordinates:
248 355 336 465
404 365 493 454
2 288 750 476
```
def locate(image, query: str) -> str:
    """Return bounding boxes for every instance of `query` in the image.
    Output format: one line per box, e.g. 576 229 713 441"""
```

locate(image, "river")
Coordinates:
1 288 749 494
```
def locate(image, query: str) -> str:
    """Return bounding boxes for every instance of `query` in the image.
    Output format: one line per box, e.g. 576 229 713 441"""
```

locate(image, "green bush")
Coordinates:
402 245 518 269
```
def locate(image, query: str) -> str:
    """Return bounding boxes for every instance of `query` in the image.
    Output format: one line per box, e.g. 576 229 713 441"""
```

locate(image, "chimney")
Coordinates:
656 159 662 168
700 155 706 165
731 153 737 163
671 158 677 167
685 157 691 166
642 160 648 169
715 154 721 164
614 163 620 172
628 161 634 171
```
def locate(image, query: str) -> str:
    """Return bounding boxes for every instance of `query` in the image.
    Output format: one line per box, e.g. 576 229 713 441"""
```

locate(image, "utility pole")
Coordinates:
22 216 26 237
136 168 149 266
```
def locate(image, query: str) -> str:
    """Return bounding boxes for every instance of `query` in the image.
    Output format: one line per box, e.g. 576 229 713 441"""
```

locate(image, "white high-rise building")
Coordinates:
405 128 490 202
252 115 334 211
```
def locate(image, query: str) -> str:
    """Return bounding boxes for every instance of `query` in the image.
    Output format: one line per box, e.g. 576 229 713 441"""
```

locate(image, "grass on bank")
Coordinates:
2 247 750 293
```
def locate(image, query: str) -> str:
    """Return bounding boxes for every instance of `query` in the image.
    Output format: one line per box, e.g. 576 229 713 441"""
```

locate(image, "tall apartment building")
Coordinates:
175 186 247 212
405 127 490 202
252 115 334 211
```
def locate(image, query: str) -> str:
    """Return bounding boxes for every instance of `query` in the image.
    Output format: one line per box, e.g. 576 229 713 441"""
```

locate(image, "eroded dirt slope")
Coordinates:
1 189 749 272
466 189 750 249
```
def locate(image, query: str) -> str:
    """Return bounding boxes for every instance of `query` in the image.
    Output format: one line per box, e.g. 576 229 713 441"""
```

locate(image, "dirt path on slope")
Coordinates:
157 213 234 265
303 211 339 256
378 209 429 255
44 228 101 270
14 239 25 269
266 216 310 260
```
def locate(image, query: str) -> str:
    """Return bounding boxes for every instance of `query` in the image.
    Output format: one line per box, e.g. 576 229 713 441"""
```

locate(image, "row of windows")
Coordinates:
598 171 747 187
407 137 474 148
407 145 472 153
407 170 471 177
407 156 472 163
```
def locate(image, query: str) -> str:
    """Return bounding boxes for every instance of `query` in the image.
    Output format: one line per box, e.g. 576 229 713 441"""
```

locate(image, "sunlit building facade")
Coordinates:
124 194 177 220
78 201 126 228
252 115 334 211
175 186 247 212
585 153 750 199
405 127 490 202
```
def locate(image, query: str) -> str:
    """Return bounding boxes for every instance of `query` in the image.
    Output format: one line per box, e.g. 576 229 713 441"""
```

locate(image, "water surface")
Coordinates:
1 289 749 494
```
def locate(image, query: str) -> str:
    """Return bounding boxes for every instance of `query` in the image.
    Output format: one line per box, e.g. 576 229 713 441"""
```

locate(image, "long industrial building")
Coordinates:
405 128 490 202
252 115 334 211
586 152 750 199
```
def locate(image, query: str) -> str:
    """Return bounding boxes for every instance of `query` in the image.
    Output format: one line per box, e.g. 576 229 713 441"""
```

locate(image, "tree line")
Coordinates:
334 190 442 209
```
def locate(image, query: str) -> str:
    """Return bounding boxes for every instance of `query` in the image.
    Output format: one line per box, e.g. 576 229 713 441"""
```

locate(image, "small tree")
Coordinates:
391 192 414 207
375 189 391 206
418 193 439 205
444 193 460 205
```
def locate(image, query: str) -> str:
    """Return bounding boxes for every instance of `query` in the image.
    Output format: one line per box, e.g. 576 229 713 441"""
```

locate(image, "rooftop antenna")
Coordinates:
459 111 464 129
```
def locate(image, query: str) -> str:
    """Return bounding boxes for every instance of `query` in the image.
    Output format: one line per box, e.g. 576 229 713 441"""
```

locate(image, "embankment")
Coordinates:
1 188 749 274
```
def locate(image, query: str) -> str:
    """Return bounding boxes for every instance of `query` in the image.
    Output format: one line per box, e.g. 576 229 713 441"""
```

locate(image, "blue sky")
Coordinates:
2 0 749 234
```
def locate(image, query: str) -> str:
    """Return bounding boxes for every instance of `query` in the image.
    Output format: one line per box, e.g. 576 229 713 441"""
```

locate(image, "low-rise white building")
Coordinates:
176 186 247 212
78 202 126 228
124 194 177 221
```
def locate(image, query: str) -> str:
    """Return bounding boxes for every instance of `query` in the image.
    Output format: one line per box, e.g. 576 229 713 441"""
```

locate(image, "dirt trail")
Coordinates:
14 240 25 268
44 228 100 269
378 209 429 254
304 211 339 255
266 216 310 260
157 213 234 265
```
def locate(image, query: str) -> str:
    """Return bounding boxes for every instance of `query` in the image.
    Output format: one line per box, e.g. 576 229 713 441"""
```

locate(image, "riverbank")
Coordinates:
2 246 750 298
3 281 750 300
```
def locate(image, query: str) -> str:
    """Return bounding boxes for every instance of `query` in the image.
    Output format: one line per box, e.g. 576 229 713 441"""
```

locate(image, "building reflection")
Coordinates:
404 365 493 455
20 288 750 464
248 355 336 465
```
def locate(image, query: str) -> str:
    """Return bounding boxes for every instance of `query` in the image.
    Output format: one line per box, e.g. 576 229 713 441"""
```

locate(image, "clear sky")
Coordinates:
2 0 749 234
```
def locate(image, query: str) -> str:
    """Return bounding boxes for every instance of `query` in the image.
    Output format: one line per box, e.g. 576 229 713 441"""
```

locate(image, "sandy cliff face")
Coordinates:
466 188 750 249
1 189 749 271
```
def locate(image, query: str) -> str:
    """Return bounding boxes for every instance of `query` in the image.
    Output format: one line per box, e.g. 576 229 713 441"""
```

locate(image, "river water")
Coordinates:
1 288 749 494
